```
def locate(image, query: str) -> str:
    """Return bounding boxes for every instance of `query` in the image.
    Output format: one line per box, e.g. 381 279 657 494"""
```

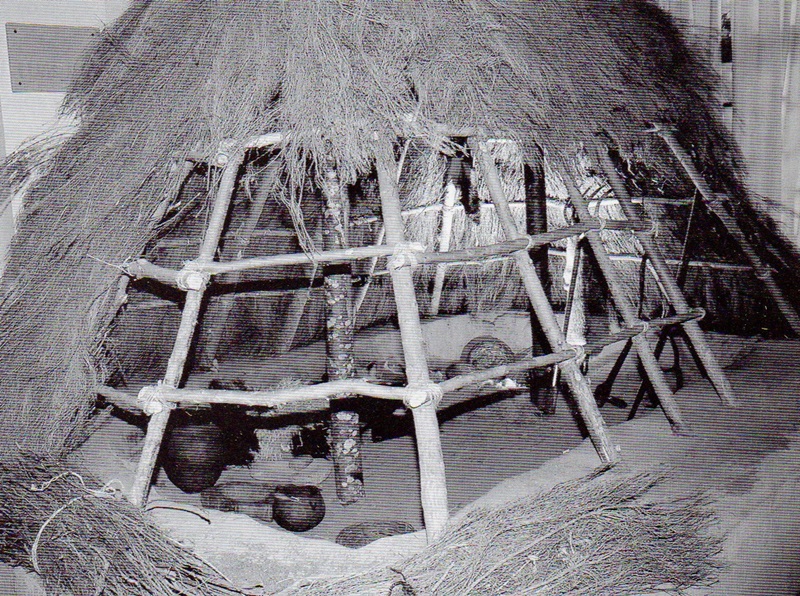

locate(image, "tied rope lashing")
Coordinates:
387 242 426 271
137 382 175 415
403 383 444 409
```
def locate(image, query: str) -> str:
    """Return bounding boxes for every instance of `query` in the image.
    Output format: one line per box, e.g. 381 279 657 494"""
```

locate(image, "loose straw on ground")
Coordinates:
283 469 722 595
0 456 243 596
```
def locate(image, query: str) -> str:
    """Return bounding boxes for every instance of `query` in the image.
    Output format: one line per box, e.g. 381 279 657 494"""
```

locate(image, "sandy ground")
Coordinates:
3 315 799 595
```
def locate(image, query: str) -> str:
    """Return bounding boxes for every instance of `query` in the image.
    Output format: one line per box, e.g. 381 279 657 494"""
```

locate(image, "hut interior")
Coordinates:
1 1 800 594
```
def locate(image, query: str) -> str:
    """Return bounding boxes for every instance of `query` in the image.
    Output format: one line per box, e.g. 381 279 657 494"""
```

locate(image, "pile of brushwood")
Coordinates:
286 468 722 595
0 455 243 595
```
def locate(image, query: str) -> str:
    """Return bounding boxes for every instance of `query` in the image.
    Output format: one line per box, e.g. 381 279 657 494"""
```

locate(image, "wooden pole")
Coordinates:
101 307 704 414
524 158 556 414
476 142 619 464
562 177 689 433
321 164 365 505
130 149 245 507
653 125 800 335
562 236 587 347
429 181 459 315
374 139 449 543
196 159 280 369
126 221 640 285
597 151 736 405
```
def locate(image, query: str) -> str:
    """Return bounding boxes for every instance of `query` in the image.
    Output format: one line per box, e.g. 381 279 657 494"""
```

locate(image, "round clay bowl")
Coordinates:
272 484 325 532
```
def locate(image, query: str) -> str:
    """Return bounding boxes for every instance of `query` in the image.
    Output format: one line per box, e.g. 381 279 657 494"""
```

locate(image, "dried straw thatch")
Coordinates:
0 0 792 457
0 456 242 595
284 468 722 595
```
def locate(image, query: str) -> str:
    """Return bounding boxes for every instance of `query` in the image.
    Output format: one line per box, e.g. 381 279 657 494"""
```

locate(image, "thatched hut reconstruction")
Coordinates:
1 1 799 593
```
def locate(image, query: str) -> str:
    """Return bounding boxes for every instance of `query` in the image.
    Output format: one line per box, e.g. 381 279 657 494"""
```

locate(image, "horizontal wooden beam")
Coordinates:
351 196 694 227
181 133 285 165
584 309 706 350
98 308 701 415
437 351 575 393
126 220 648 286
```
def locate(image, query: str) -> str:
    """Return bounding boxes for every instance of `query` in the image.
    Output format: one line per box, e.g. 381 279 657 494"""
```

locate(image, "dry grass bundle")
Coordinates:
287 469 722 595
0 455 243 595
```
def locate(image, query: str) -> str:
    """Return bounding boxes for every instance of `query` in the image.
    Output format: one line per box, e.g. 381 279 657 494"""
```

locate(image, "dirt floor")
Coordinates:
3 315 799 595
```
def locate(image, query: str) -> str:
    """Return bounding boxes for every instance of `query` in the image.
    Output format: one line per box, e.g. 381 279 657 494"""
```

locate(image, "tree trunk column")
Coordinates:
321 165 365 505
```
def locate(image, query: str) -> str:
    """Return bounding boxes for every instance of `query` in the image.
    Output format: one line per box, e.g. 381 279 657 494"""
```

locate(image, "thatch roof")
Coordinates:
0 0 793 457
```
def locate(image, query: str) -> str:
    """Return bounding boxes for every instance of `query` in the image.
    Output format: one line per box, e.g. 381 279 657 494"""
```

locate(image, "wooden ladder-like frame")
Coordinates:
123 133 746 543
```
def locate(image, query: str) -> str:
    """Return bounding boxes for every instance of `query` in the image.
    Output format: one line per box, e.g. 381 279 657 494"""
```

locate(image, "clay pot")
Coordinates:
162 422 226 493
272 485 325 532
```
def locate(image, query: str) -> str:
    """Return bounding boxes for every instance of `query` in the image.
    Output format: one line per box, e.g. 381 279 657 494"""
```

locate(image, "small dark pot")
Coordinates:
162 423 226 493
272 484 325 532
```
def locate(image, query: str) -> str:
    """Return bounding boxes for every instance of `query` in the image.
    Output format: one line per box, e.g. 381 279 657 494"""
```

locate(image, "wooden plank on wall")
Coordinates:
658 0 798 246
732 1 787 225
783 1 800 239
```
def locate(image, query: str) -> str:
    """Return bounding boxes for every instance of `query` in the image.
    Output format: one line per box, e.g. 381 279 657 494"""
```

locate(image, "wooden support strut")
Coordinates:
429 181 459 315
125 220 642 285
563 178 689 433
476 142 619 464
652 124 800 336
597 150 736 406
130 149 245 507
102 307 704 413
374 139 449 543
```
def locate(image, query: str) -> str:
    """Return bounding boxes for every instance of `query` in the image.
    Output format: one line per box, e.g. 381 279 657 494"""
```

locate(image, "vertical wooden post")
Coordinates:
524 156 557 414
477 142 619 464
563 178 688 433
597 150 736 405
732 1 785 223
524 156 550 297
429 181 459 315
130 150 245 507
321 164 365 505
374 140 449 543
562 236 587 347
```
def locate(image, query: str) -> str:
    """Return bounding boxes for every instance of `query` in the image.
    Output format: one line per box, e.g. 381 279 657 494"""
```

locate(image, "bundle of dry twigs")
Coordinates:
0 455 243 595
287 469 722 595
